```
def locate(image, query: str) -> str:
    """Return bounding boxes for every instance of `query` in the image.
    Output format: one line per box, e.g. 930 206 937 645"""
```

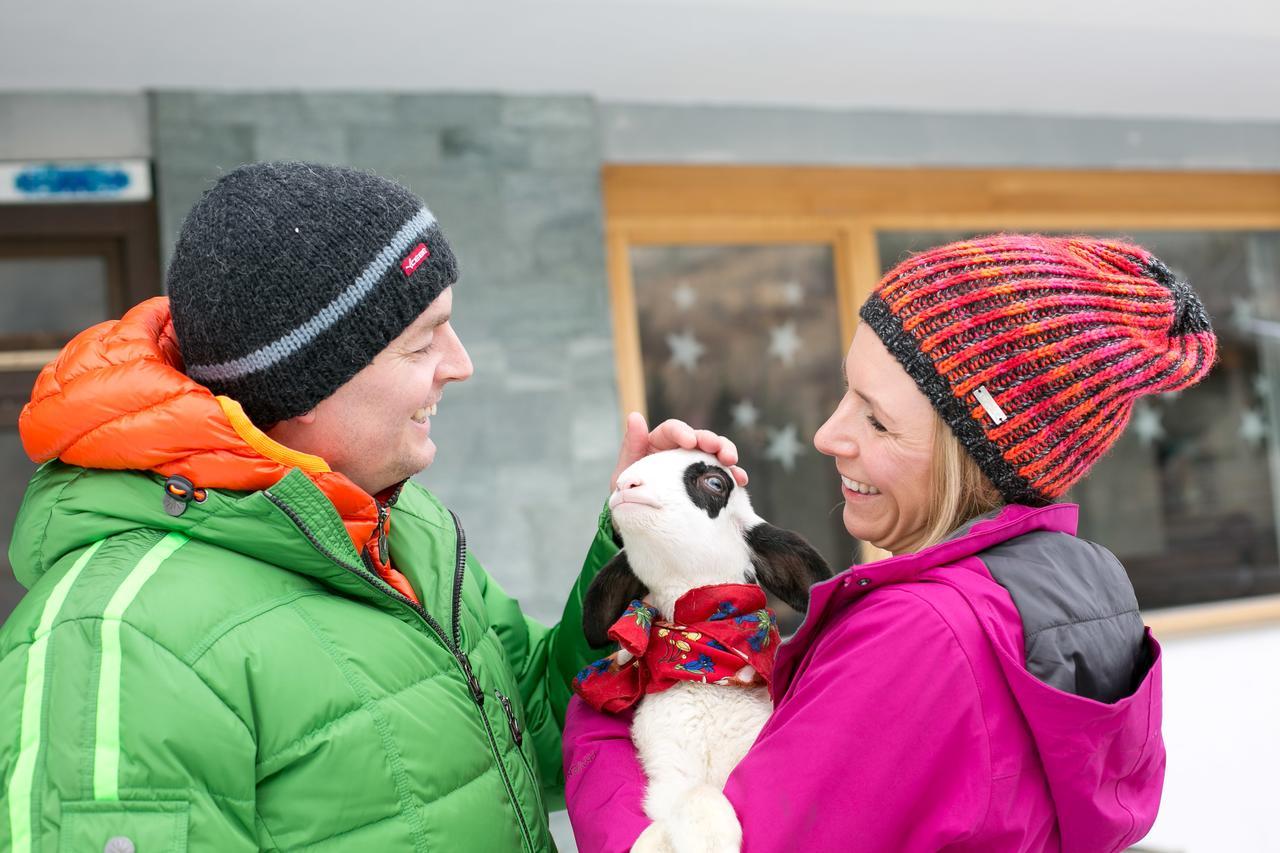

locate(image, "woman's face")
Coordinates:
814 325 938 555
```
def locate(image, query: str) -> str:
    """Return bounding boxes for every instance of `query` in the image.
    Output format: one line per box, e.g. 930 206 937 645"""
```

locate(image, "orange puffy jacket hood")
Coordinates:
18 297 408 592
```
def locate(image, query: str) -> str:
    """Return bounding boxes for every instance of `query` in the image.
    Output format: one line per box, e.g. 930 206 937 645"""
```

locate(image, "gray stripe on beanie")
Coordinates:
186 206 437 384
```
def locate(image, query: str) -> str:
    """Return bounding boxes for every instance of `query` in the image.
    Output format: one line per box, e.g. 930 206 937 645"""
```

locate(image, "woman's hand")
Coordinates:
610 412 748 492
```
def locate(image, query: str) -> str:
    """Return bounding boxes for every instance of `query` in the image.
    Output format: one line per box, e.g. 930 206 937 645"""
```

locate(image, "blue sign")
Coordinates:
0 160 151 203
15 164 131 195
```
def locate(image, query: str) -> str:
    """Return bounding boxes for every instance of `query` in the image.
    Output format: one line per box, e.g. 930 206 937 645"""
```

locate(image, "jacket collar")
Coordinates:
18 296 385 559
773 502 1079 698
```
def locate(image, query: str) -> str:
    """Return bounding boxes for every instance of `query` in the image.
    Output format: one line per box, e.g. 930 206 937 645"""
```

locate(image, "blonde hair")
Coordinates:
915 413 1004 551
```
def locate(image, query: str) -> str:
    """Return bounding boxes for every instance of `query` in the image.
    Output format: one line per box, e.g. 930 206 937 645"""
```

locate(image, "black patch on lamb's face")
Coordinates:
683 462 734 519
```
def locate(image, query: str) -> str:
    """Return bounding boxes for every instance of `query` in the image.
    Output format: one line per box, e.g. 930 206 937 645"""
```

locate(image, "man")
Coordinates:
0 163 740 851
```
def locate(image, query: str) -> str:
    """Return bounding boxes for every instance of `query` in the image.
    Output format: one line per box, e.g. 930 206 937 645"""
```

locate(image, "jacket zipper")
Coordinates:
376 501 389 565
373 481 405 571
496 687 547 815
266 492 535 852
494 689 522 747
445 509 536 848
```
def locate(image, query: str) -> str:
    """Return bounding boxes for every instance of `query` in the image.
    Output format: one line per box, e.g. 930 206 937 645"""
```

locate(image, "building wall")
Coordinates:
146 91 622 626
4 91 1280 851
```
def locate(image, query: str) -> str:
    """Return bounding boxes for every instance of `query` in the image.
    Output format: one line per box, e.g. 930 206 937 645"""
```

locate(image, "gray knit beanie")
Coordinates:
167 162 457 426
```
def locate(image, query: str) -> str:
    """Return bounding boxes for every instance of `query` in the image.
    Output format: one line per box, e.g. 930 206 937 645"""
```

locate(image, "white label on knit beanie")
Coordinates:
973 386 1008 425
401 243 430 276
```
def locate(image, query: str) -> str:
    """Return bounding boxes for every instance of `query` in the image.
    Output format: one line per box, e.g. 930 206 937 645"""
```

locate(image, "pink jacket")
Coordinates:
562 503 1165 852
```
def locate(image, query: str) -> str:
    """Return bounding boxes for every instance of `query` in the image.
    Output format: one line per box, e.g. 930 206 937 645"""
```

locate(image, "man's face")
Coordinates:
270 287 473 496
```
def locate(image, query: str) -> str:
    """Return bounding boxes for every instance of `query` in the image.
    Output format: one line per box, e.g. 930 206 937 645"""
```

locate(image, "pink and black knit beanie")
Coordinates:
859 234 1218 506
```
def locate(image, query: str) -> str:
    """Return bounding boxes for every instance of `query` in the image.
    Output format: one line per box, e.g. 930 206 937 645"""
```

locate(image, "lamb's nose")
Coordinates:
616 475 644 491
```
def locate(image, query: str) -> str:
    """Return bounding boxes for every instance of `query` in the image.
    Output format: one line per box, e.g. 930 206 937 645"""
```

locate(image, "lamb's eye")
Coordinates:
700 473 727 494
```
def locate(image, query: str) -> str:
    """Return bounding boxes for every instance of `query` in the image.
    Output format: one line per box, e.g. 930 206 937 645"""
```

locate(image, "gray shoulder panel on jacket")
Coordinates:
979 531 1146 703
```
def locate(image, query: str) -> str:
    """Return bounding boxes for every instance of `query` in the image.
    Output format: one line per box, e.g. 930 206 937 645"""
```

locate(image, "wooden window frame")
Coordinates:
603 164 1280 635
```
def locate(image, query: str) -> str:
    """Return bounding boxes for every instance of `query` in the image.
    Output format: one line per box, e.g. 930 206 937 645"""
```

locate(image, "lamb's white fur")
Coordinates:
631 683 771 853
602 449 781 853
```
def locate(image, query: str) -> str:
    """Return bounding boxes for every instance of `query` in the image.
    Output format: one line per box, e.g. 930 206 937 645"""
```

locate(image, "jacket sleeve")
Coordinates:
472 503 620 804
562 588 993 853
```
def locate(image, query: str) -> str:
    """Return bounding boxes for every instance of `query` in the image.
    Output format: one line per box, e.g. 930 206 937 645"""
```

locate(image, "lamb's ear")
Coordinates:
746 522 833 613
582 551 649 648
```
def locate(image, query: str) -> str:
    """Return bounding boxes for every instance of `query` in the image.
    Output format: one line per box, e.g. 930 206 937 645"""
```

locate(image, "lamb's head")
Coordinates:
610 448 753 584
583 448 832 647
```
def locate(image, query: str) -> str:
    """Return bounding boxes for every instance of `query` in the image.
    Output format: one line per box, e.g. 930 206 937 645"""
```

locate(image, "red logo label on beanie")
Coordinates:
401 243 430 276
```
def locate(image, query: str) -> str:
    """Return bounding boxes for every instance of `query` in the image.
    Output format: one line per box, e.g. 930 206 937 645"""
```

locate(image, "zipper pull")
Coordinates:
458 652 484 706
495 690 522 746
376 502 390 565
162 475 207 517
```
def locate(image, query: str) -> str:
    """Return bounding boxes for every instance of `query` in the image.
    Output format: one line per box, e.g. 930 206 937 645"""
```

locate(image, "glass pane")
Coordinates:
0 429 34 620
877 230 1280 609
630 243 854 627
0 256 110 344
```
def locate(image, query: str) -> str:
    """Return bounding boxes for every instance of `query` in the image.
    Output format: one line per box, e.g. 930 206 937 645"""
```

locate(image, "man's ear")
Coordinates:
582 551 649 648
746 523 833 613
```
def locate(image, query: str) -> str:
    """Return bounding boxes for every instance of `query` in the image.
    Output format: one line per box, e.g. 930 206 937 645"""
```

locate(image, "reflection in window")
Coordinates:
0 256 109 348
878 230 1280 609
630 244 854 627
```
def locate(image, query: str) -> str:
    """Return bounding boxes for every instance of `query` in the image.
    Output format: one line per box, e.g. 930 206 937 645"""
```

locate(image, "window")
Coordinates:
630 243 852 578
879 230 1280 609
605 165 1280 631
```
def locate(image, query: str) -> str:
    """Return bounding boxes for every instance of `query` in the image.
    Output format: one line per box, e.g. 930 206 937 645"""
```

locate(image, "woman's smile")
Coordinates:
840 474 882 497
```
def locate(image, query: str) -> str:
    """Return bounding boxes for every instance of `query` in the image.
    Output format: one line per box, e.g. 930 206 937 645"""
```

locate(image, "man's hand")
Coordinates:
610 412 748 492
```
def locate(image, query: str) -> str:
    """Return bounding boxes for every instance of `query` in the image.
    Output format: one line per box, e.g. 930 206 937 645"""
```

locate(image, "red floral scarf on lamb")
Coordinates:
572 583 781 714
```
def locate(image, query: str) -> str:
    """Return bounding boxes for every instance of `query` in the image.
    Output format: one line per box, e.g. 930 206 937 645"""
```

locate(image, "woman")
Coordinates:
562 235 1217 852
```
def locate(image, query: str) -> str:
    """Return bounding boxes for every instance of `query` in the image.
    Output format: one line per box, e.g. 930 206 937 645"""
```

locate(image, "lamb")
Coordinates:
575 448 832 853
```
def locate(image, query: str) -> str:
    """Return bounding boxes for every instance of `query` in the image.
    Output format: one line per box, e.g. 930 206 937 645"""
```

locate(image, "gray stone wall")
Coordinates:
151 92 620 626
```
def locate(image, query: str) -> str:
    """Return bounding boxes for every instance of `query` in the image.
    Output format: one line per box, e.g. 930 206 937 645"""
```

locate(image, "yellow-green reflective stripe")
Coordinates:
8 540 105 853
93 532 188 801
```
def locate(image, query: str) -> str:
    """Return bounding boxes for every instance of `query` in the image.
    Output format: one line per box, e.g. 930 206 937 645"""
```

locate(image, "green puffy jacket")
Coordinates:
1 462 616 852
